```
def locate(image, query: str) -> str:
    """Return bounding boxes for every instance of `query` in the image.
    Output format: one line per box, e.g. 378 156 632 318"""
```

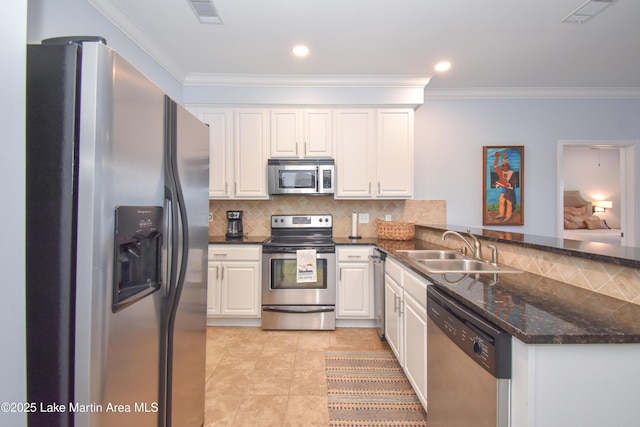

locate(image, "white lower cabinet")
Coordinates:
384 272 403 363
403 291 427 409
336 246 373 319
384 258 404 363
207 244 261 318
384 257 428 410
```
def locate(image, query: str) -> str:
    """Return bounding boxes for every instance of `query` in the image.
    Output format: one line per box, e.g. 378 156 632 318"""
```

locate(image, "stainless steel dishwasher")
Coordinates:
427 285 511 427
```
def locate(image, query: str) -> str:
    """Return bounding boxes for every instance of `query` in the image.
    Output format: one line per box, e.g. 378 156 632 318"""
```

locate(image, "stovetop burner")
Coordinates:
264 214 335 253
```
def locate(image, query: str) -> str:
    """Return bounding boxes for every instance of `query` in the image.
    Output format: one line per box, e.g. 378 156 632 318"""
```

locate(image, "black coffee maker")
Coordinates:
225 210 244 238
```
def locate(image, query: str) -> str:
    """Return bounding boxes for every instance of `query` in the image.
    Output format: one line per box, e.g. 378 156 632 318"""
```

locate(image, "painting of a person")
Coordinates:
483 146 523 225
494 151 518 221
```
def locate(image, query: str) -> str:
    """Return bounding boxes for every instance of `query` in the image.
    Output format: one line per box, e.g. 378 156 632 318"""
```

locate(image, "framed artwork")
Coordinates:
483 146 524 226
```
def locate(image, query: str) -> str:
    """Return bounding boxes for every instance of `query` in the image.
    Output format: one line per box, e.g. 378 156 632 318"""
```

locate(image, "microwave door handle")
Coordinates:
316 166 319 192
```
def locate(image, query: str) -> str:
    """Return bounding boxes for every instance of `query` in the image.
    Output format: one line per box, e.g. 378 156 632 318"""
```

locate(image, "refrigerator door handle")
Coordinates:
160 96 191 427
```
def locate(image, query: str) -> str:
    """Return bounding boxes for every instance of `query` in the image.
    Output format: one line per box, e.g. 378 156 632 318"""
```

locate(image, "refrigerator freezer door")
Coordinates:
26 42 81 427
73 42 166 427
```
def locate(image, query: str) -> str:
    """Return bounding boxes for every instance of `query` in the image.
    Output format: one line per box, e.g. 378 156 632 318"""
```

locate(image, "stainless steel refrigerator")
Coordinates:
26 37 209 427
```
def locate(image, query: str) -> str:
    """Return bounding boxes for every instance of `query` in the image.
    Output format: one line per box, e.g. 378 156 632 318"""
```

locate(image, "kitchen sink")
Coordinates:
417 258 522 274
396 249 464 260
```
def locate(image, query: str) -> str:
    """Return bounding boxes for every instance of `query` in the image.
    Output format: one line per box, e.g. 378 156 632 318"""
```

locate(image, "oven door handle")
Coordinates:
262 306 335 314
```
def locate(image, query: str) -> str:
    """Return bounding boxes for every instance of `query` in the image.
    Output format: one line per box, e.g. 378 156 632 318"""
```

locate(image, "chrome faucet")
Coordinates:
442 228 482 260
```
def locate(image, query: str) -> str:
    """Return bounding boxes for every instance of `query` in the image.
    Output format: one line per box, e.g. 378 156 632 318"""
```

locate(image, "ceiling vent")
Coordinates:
188 0 223 24
562 0 618 24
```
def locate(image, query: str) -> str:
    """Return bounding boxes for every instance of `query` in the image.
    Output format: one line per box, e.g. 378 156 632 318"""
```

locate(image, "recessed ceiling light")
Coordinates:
434 61 451 72
293 45 310 57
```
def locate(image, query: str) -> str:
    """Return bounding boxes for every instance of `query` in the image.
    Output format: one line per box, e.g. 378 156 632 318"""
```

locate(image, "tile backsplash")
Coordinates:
209 197 639 305
209 197 446 238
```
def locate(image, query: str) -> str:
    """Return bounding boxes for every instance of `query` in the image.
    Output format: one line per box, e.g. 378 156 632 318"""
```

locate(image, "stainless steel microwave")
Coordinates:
267 159 335 195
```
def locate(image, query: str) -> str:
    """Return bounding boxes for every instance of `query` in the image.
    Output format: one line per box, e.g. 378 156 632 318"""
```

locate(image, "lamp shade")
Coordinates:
592 200 612 209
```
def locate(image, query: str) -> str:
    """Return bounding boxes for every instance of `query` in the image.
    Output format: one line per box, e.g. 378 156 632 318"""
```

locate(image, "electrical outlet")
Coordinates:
385 214 392 221
359 213 369 224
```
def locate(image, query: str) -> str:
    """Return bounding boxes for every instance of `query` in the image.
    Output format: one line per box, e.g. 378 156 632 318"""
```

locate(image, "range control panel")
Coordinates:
271 214 332 228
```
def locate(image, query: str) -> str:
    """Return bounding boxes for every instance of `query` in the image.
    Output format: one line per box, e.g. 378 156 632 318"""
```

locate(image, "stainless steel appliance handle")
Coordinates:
160 97 191 427
262 306 335 314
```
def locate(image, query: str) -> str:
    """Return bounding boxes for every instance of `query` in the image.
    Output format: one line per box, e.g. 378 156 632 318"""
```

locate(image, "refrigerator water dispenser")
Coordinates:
113 206 163 312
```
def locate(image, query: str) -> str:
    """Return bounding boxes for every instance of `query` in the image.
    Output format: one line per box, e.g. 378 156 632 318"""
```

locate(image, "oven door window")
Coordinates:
279 170 316 190
271 258 327 290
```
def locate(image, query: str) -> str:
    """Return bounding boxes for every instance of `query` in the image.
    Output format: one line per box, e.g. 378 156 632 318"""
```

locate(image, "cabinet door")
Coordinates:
335 109 375 198
234 110 269 198
270 109 301 158
198 109 233 198
384 275 403 366
337 262 372 319
304 109 333 158
220 261 261 317
404 293 427 409
376 109 414 198
207 262 220 316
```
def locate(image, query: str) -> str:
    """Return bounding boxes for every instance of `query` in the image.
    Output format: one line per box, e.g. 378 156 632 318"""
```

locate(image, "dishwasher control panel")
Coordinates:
427 285 511 379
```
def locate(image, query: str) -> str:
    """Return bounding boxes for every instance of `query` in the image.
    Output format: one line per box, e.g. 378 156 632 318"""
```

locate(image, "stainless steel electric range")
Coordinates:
261 214 336 330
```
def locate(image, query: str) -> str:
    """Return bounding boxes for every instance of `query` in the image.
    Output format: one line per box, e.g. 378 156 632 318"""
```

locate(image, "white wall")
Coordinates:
27 0 183 101
563 148 621 228
414 98 640 238
1 0 27 426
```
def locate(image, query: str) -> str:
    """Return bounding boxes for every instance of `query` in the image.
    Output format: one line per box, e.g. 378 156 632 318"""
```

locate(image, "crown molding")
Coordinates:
424 86 640 100
183 73 432 88
88 0 186 82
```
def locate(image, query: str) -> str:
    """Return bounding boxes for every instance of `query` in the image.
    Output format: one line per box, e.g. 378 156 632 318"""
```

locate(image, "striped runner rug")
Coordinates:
325 351 427 427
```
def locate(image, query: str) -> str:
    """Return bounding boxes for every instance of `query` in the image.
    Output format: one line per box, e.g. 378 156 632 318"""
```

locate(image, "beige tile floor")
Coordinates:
204 326 390 427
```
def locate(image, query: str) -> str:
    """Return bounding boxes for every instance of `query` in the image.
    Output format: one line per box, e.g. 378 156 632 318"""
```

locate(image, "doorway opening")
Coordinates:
557 140 639 247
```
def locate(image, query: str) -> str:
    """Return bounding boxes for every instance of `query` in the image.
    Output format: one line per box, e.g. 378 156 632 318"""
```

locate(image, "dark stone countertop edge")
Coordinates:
209 235 270 244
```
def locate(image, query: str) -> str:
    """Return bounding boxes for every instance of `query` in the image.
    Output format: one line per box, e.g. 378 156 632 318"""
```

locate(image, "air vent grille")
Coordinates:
561 0 618 24
188 0 223 24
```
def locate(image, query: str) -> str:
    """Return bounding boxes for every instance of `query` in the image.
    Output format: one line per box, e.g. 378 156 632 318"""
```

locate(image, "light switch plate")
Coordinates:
359 213 369 224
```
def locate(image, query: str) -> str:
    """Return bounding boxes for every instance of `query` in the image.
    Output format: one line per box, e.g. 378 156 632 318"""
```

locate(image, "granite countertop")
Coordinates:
379 239 640 345
208 233 640 344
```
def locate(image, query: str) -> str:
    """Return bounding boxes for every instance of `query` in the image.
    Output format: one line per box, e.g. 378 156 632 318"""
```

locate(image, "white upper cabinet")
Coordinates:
304 109 334 157
191 107 269 199
335 109 376 198
335 108 414 199
234 109 269 198
198 109 233 198
376 109 414 198
270 109 333 158
193 105 412 200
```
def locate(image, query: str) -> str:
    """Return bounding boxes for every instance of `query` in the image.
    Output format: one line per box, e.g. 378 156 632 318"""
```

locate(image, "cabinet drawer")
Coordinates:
385 257 403 284
337 246 372 262
208 244 261 261
403 270 427 308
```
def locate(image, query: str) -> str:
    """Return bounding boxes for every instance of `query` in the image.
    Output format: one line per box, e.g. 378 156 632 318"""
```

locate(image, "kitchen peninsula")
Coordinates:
354 224 640 427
